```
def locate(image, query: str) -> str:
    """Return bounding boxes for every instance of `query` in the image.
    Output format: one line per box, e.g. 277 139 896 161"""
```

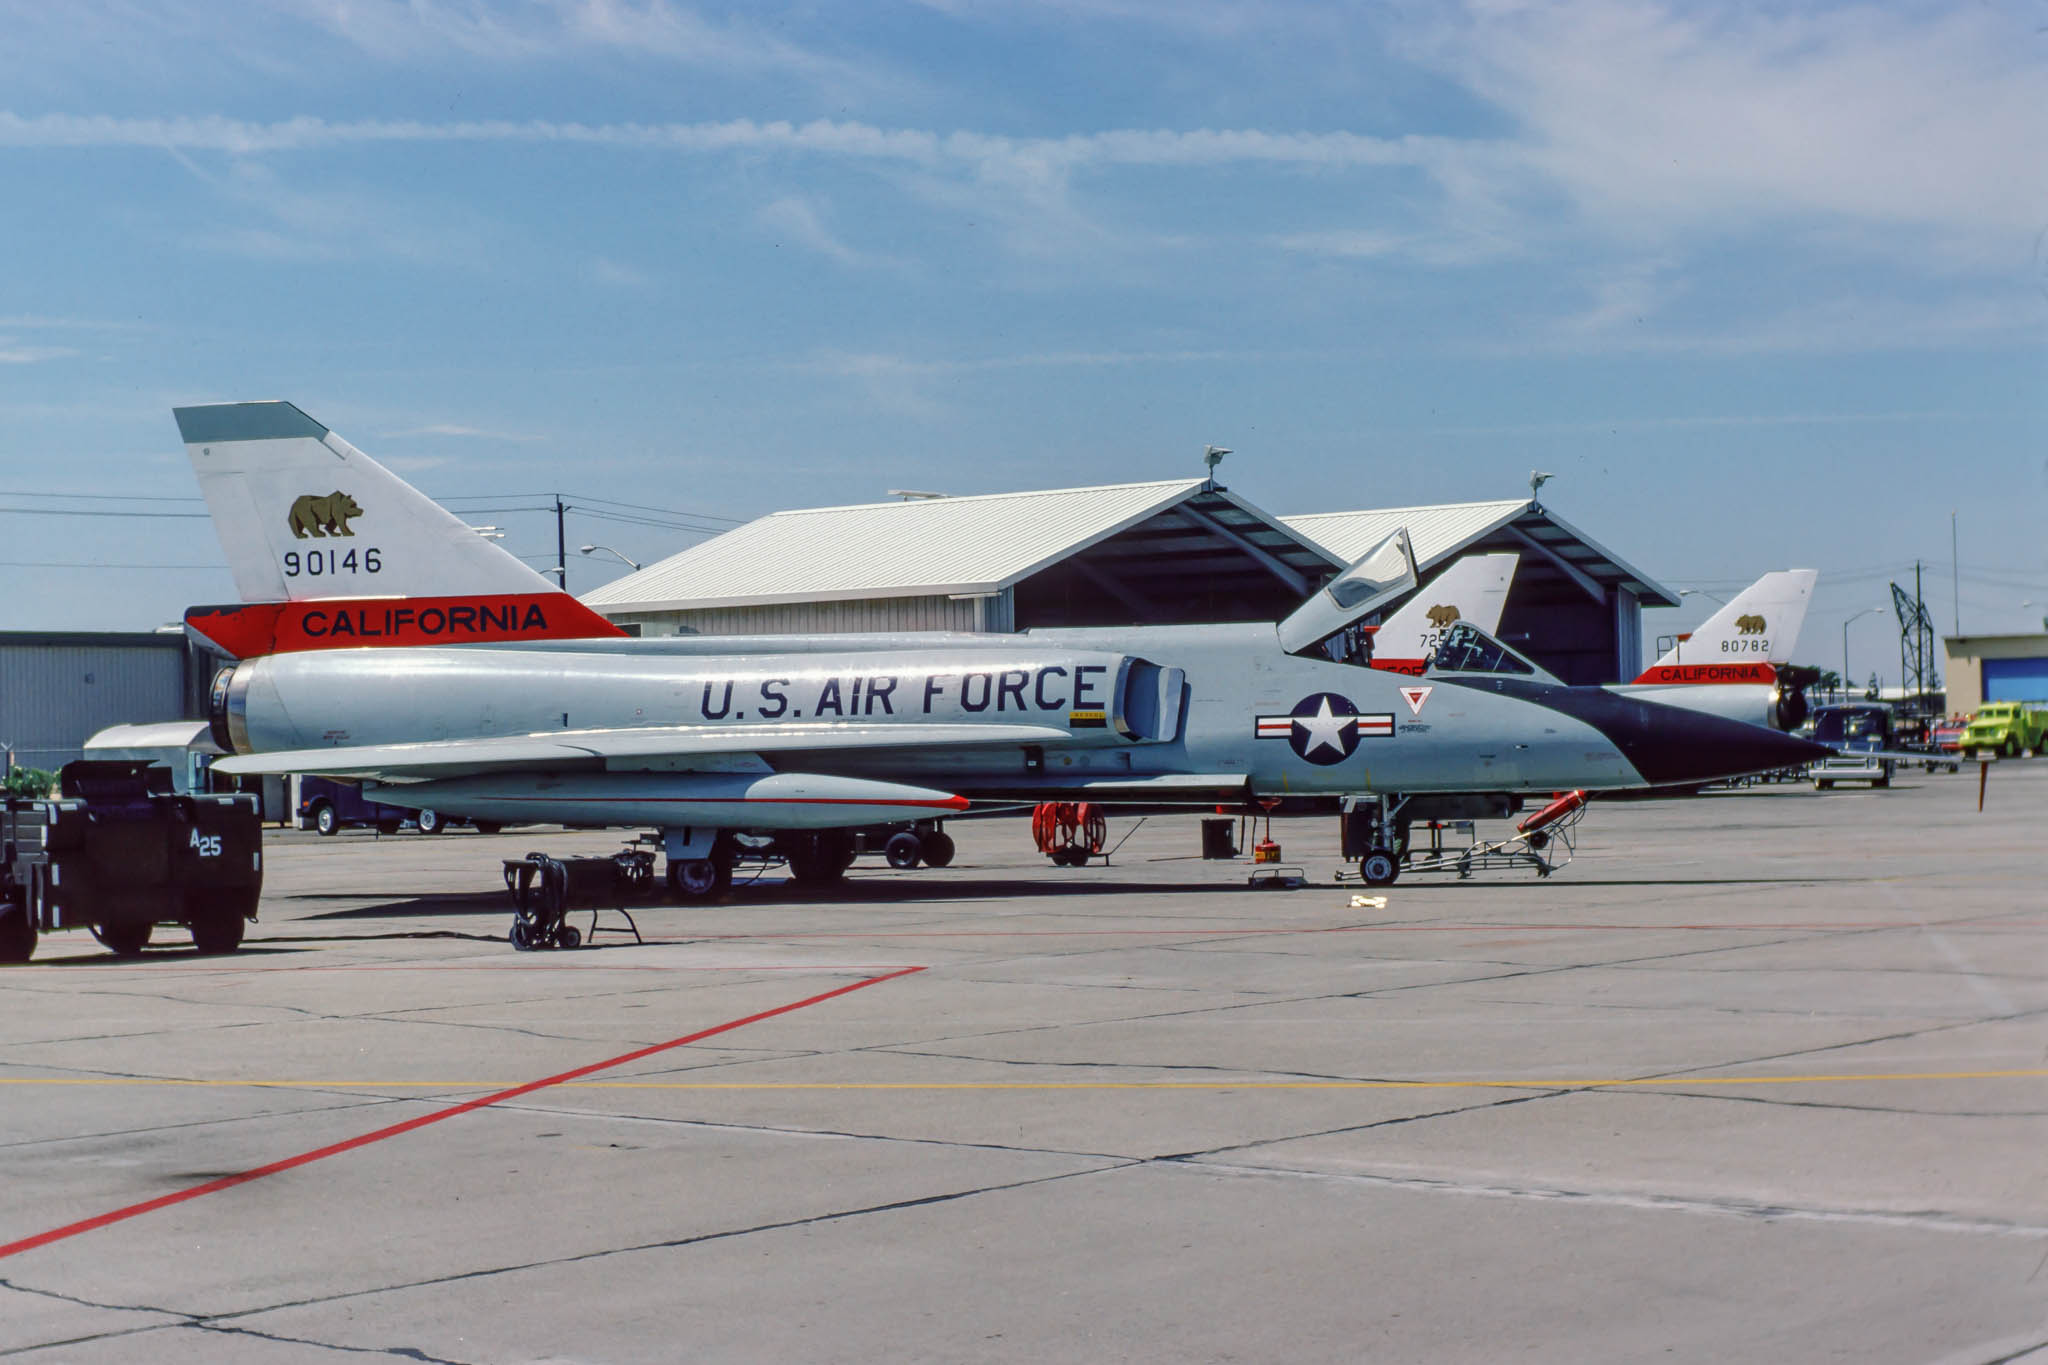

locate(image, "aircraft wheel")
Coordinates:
1359 850 1400 886
474 821 504 835
416 809 443 835
312 801 340 836
668 856 730 901
92 921 152 956
188 899 245 955
0 907 34 965
557 924 582 950
509 919 535 951
884 832 922 870
921 832 956 868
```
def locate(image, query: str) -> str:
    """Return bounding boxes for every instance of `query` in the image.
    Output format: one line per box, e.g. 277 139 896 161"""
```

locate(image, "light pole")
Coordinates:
579 544 642 571
1844 606 1886 700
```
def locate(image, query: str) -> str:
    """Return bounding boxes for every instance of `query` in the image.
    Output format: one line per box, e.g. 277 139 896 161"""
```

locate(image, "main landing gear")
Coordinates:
658 821 958 901
666 833 738 902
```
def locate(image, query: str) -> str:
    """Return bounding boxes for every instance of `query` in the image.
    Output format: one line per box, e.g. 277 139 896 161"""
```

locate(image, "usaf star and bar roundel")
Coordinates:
1254 692 1395 765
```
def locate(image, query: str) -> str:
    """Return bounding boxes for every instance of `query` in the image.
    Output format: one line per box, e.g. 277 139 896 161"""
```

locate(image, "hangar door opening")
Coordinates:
1982 657 2048 703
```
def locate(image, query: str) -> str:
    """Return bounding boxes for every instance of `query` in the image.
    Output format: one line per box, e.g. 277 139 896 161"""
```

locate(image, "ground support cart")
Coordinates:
503 848 655 951
1 761 263 964
1337 790 1585 886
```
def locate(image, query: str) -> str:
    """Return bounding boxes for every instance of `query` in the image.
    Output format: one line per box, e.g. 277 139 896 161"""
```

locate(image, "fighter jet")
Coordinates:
1609 570 1820 731
181 402 1828 894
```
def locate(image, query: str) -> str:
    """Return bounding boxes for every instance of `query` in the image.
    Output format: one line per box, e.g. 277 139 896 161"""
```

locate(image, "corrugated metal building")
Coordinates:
0 631 210 771
583 482 1677 685
1283 499 1678 685
584 479 1344 636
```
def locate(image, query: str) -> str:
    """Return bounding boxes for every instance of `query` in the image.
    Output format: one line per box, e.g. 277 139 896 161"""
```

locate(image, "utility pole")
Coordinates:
1951 510 1960 636
553 494 567 590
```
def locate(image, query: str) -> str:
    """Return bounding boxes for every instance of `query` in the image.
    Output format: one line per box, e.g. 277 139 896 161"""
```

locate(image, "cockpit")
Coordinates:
1427 622 1538 676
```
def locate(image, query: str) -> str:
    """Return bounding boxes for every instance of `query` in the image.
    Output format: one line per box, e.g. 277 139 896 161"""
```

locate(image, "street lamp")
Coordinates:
579 544 642 571
1843 606 1886 698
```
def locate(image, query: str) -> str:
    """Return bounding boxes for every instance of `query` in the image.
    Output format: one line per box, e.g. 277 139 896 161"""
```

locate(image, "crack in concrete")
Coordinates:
1161 1156 2048 1241
194 1320 482 1364
0 1161 1139 1354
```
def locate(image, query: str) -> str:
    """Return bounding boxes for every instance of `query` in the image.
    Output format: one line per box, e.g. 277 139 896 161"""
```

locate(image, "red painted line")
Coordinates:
0 965 925 1262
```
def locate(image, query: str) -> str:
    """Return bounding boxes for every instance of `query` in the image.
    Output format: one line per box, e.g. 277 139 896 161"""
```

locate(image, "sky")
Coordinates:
0 0 2040 683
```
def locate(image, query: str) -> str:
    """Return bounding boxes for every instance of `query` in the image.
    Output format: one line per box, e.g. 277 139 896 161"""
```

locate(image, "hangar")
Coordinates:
582 478 1345 636
1943 634 2048 711
0 630 211 772
583 482 1677 685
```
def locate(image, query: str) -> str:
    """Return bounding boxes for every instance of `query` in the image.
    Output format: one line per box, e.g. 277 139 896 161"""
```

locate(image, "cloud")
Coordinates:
168 153 492 265
587 256 653 288
0 110 1458 174
756 195 869 265
385 424 546 442
274 0 865 82
1404 1 2048 260
0 337 78 364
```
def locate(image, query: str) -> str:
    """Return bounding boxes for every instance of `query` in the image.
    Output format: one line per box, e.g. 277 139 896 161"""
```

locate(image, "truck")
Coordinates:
1808 704 1896 789
1955 701 2048 759
1 760 263 964
298 775 503 837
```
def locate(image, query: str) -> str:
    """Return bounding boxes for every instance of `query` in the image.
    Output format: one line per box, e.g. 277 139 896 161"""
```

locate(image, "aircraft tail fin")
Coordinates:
174 401 624 657
1366 553 1518 676
1633 569 1817 685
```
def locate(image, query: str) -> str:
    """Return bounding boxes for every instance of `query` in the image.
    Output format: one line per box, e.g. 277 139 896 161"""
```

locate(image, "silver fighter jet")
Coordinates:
181 402 1829 894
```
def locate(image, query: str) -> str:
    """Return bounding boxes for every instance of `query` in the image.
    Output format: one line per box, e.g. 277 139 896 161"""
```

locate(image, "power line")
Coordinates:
0 560 221 570
0 506 209 519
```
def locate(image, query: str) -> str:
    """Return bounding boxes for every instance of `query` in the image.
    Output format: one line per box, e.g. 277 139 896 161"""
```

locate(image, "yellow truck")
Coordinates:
1957 701 2048 758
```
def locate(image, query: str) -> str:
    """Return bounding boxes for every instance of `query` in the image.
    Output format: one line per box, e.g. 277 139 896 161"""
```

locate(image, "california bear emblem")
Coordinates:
287 491 363 539
1735 613 1766 635
1424 604 1461 628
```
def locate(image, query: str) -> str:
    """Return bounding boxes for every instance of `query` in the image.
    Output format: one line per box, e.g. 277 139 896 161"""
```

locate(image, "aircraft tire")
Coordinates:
1359 850 1400 886
921 832 955 868
92 921 152 956
416 809 443 835
0 907 33 965
668 857 730 901
188 898 245 955
884 832 922 870
474 821 504 835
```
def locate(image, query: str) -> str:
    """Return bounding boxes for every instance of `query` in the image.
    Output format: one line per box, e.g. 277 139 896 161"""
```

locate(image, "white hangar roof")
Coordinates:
582 478 1342 614
1283 499 1679 607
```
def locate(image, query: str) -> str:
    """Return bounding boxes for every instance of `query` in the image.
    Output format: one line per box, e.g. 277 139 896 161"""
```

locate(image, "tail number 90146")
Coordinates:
285 547 381 578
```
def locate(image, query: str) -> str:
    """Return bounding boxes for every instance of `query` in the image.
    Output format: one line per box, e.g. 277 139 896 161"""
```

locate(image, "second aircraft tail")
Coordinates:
1633 569 1818 685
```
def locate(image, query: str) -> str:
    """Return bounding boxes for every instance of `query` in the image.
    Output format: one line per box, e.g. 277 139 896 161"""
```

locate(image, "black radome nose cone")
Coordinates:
1604 699 1835 786
1439 677 1838 788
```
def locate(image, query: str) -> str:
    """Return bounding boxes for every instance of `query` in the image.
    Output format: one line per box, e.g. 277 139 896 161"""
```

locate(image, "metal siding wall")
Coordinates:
0 643 188 770
1614 588 1641 680
615 596 994 638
